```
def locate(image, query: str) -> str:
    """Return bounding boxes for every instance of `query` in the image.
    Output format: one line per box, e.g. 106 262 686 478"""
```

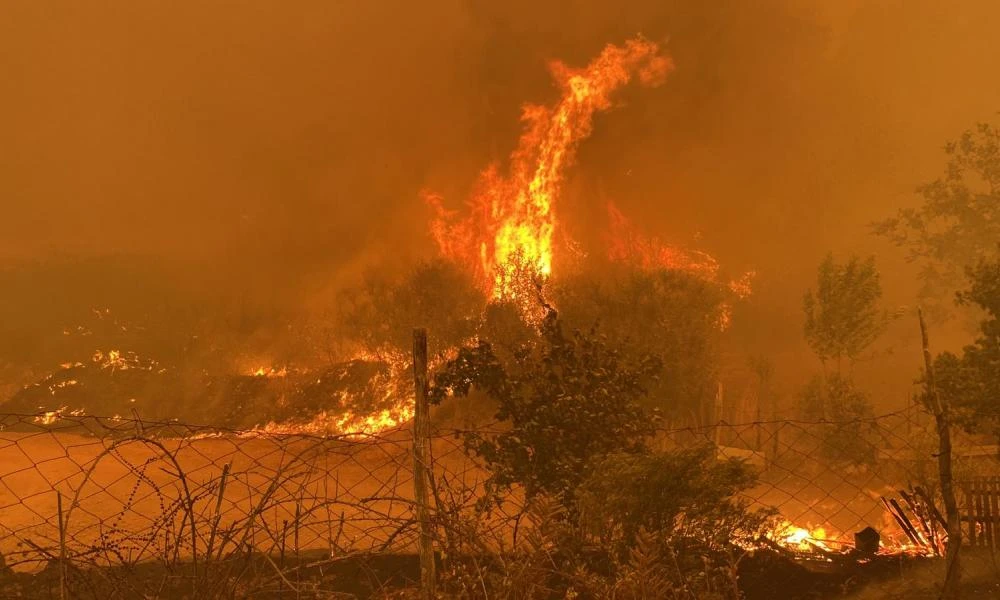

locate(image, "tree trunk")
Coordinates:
919 309 961 599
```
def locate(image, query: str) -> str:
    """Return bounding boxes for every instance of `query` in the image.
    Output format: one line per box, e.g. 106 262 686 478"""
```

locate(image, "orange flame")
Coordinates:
428 38 672 301
606 202 722 280
250 366 288 378
771 521 835 553
606 202 756 329
767 519 937 557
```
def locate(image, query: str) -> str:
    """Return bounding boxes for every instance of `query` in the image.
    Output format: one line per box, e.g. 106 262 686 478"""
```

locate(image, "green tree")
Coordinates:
553 267 725 423
439 447 770 600
573 447 774 599
428 309 772 600
335 260 482 358
803 253 886 371
932 253 1000 438
874 121 1000 318
798 373 878 466
577 446 773 555
428 309 660 505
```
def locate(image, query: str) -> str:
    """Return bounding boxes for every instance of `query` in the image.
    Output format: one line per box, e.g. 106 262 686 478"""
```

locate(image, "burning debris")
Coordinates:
880 487 947 556
769 521 838 554
765 510 941 564
854 526 880 556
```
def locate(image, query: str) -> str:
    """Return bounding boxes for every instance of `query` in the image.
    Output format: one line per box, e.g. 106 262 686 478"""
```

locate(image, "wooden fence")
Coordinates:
960 476 1000 549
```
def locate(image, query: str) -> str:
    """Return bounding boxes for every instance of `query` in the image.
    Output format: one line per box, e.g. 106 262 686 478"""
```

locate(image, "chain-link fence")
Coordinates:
663 406 1000 549
0 407 997 595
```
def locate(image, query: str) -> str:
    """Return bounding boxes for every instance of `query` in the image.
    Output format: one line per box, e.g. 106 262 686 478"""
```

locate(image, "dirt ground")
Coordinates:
0 426 487 572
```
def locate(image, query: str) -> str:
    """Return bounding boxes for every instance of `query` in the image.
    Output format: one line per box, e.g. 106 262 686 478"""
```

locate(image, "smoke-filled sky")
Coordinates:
3 1 1000 399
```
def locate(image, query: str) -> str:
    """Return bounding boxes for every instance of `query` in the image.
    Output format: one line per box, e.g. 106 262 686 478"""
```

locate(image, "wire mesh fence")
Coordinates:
0 406 997 593
661 406 1000 549
0 414 415 572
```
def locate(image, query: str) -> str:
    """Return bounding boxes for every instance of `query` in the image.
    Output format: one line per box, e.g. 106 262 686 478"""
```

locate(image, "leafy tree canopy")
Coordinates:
798 373 878 466
803 253 886 368
428 309 661 505
576 446 772 556
335 260 483 358
875 121 1000 316
552 267 724 422
932 253 1000 438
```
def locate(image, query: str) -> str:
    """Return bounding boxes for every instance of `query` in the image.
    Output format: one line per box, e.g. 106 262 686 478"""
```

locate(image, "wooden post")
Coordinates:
57 491 67 600
755 401 763 451
752 359 772 453
919 309 961 599
770 387 780 467
295 502 301 593
906 392 912 437
412 329 436 598
279 519 288 592
324 471 335 558
714 381 724 447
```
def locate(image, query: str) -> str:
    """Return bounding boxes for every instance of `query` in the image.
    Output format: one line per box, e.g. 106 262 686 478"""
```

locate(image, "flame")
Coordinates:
258 405 415 438
606 201 758 291
606 202 756 330
256 349 416 437
766 519 937 557
607 202 723 279
773 522 834 553
250 366 288 378
91 349 159 372
429 38 672 302
33 406 86 425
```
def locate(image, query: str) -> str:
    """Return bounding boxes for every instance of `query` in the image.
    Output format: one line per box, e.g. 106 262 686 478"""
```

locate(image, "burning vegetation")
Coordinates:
427 38 672 302
3 11 1000 599
9 37 750 437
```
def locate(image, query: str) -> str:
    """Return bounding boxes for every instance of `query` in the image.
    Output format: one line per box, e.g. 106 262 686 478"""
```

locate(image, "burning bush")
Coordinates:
4 350 184 423
3 352 409 435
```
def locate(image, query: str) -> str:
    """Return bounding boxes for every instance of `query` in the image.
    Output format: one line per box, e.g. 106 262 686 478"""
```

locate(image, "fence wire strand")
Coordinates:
0 407 997 579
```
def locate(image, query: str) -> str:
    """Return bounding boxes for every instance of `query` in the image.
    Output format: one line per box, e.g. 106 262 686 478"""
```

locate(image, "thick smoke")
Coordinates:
2 1 999 404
